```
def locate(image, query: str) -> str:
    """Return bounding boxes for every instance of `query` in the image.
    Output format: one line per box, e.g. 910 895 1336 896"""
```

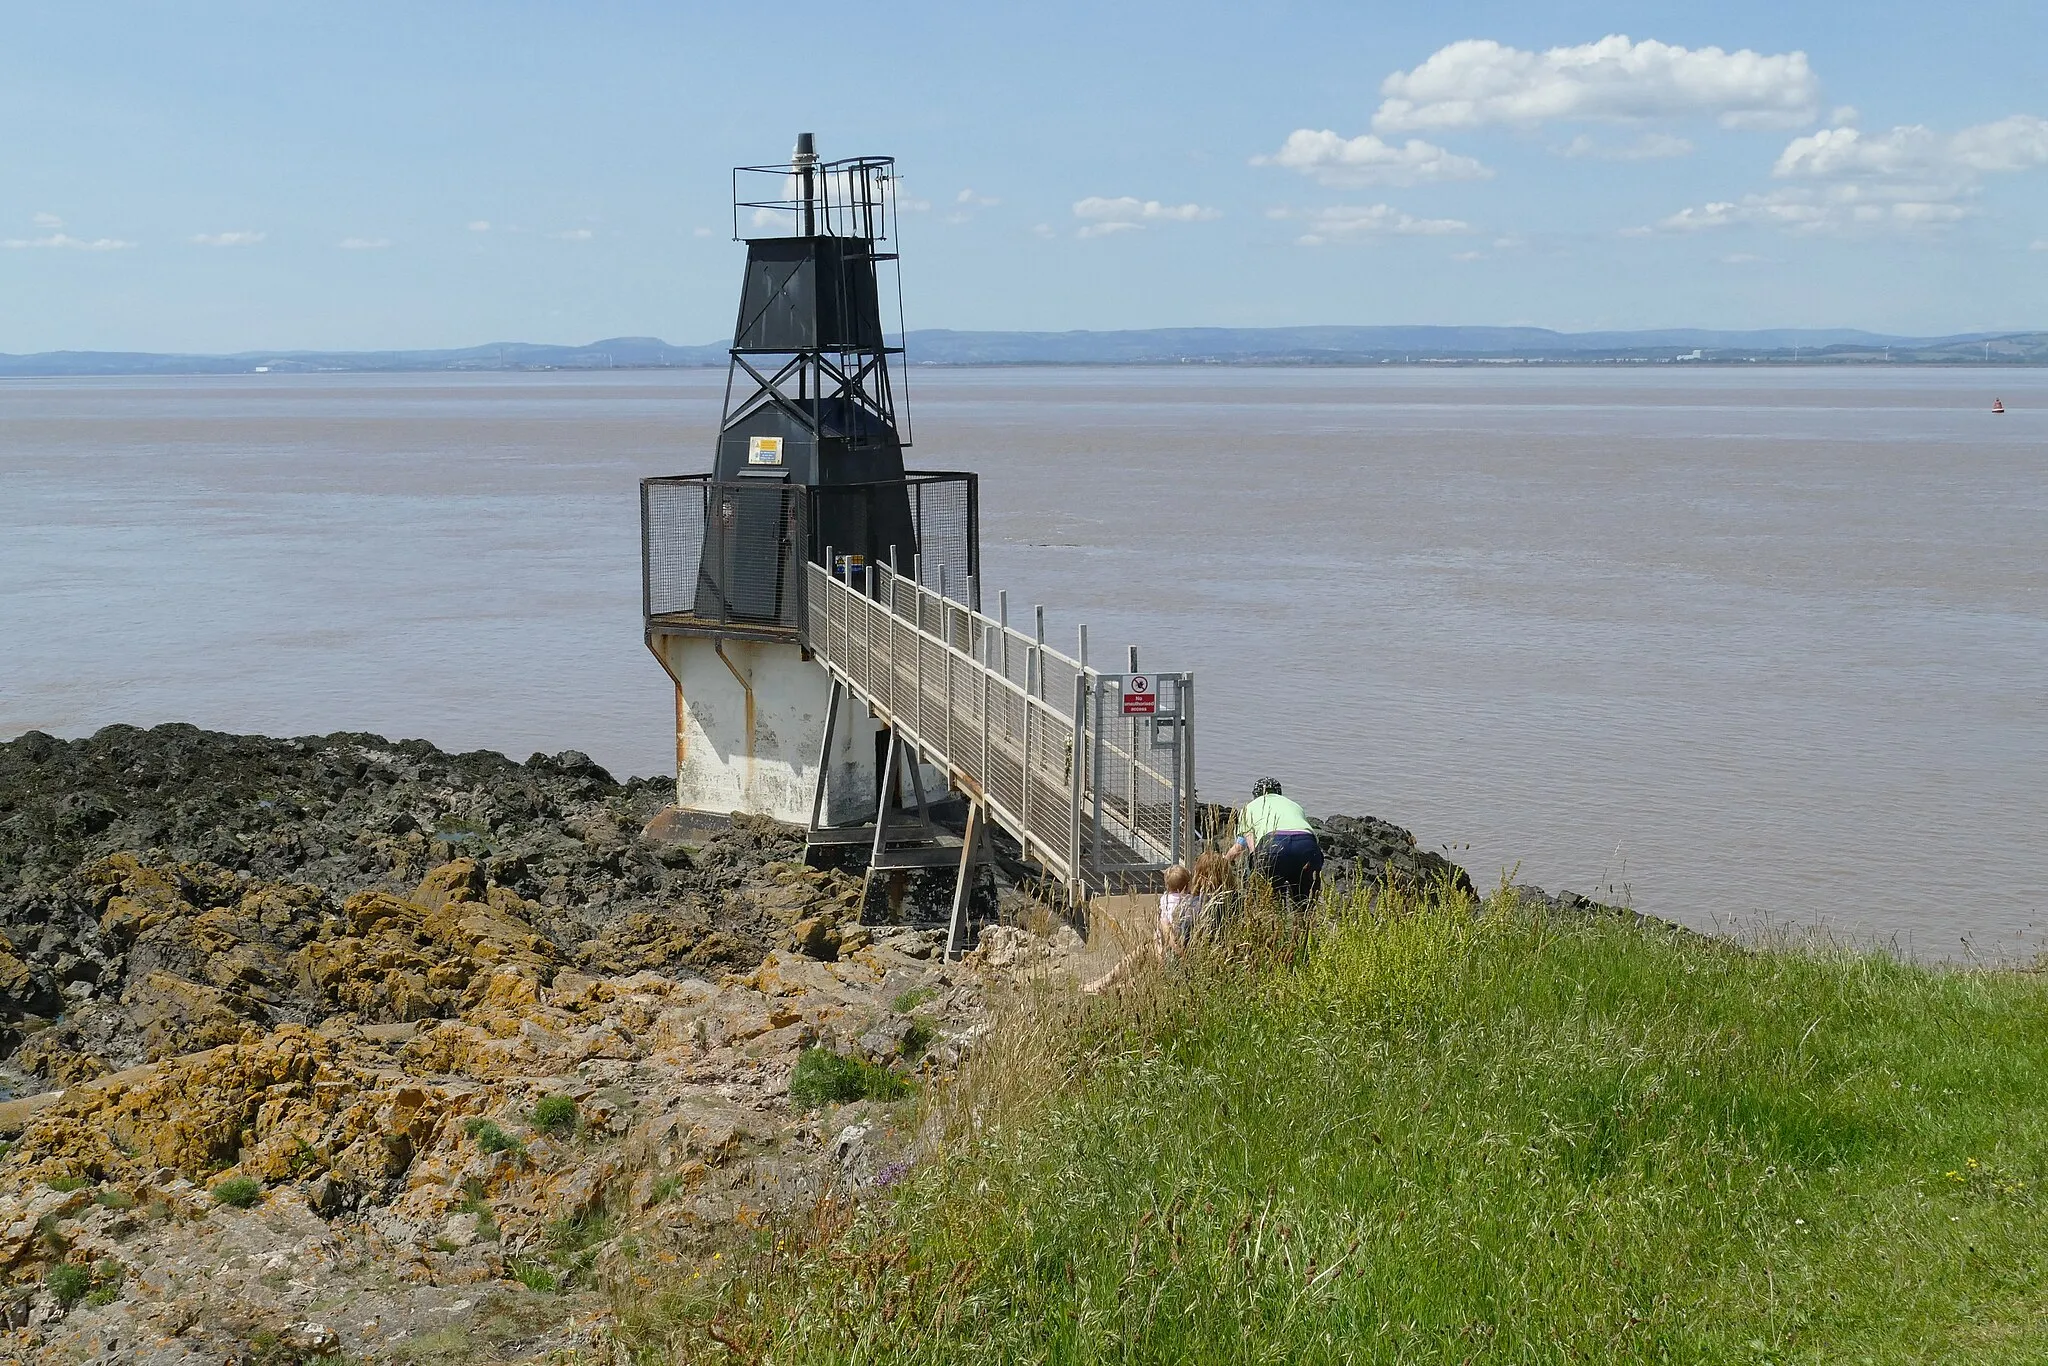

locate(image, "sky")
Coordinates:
4 1 2047 352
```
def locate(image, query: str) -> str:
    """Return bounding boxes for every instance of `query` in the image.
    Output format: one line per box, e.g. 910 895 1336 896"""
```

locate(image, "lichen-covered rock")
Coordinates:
0 727 819 1065
124 970 262 1059
3 1026 352 1187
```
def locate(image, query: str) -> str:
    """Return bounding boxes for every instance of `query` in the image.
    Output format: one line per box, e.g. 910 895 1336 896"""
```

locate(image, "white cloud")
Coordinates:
1721 252 1766 264
1374 35 1820 133
191 231 265 247
1450 249 1486 261
551 227 595 241
693 226 715 238
1032 223 1056 239
1650 114 2048 235
2033 238 2048 251
1 232 136 251
1649 190 1966 235
1072 196 1221 237
942 189 990 225
1558 132 1693 160
1775 116 2048 181
897 196 932 212
1253 129 1491 187
1269 203 1471 245
468 220 491 232
1830 105 1860 126
338 237 391 250
33 211 62 228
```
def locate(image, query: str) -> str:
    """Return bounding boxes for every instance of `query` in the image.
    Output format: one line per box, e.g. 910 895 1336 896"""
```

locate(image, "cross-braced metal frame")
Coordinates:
719 347 904 456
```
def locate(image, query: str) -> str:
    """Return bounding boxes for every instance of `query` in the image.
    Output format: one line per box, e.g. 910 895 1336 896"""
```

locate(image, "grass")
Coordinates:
509 1259 560 1294
892 985 940 1014
45 1260 91 1310
457 1177 500 1242
209 1175 262 1208
788 1047 912 1109
614 882 2048 1364
505 1210 619 1296
85 1258 122 1306
531 1094 580 1136
462 1118 527 1157
900 1019 937 1061
43 1175 90 1193
544 1210 618 1289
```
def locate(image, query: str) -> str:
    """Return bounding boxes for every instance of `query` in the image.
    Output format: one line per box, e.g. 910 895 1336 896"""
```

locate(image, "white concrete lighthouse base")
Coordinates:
648 633 881 827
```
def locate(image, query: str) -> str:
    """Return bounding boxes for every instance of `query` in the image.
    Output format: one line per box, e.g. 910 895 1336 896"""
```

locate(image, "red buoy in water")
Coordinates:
1992 398 2005 413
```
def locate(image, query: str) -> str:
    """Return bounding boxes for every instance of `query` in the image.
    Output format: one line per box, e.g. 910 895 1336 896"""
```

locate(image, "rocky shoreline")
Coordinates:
0 723 1556 1363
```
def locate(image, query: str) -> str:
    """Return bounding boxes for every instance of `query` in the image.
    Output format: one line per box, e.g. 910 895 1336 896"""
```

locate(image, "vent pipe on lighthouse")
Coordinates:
793 131 817 235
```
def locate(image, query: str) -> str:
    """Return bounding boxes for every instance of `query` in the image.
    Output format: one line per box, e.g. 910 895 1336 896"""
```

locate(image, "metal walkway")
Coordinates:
800 558 1194 948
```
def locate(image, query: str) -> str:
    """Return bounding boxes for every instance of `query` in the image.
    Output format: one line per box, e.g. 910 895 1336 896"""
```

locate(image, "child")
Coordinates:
1156 863 1198 956
1083 863 1201 995
1188 851 1233 940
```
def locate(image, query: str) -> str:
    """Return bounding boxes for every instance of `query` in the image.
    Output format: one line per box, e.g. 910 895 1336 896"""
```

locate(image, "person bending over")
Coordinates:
1226 777 1324 904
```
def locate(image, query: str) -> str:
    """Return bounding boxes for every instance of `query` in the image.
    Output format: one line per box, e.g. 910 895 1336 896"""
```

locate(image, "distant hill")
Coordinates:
0 337 728 377
4 328 2045 376
899 327 2048 364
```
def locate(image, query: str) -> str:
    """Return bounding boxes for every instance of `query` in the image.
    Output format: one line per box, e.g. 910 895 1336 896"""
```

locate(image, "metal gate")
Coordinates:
1081 671 1194 885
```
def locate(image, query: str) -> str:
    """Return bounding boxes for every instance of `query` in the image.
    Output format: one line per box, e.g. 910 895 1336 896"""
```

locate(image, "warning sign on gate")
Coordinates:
1121 674 1156 716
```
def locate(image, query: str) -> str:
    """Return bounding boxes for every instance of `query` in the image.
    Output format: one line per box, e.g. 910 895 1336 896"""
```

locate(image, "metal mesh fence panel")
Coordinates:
983 688 1028 832
642 476 808 631
908 475 976 595
645 474 974 635
700 482 807 627
643 479 709 618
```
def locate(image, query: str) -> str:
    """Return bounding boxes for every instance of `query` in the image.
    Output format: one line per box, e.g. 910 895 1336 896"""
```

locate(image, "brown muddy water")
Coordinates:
2 366 2042 953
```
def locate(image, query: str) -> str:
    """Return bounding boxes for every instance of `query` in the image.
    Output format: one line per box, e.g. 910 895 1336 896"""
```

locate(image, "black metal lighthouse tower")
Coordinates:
639 136 977 826
694 135 918 622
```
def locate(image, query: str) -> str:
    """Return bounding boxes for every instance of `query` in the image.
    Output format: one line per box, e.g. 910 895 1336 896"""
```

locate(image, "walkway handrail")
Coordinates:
803 559 1190 894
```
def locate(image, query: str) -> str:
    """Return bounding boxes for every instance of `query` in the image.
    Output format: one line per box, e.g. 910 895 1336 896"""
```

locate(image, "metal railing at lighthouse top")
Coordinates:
803 558 1194 895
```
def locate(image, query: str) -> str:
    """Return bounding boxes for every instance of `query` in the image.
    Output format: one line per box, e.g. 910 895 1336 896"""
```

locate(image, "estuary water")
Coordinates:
2 366 2043 953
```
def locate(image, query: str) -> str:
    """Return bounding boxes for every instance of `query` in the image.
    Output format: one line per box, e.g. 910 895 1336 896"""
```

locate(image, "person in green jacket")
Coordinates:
1226 777 1324 903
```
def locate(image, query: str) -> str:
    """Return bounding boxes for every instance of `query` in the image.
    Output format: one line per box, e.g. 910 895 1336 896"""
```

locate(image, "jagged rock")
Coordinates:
0 727 816 1064
855 1015 917 1063
790 914 841 960
1311 813 1476 899
124 971 261 1060
280 1321 342 1356
439 1211 483 1249
0 935 58 1019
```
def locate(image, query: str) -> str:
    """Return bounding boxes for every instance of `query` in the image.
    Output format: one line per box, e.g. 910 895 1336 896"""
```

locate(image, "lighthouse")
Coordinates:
641 136 976 826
